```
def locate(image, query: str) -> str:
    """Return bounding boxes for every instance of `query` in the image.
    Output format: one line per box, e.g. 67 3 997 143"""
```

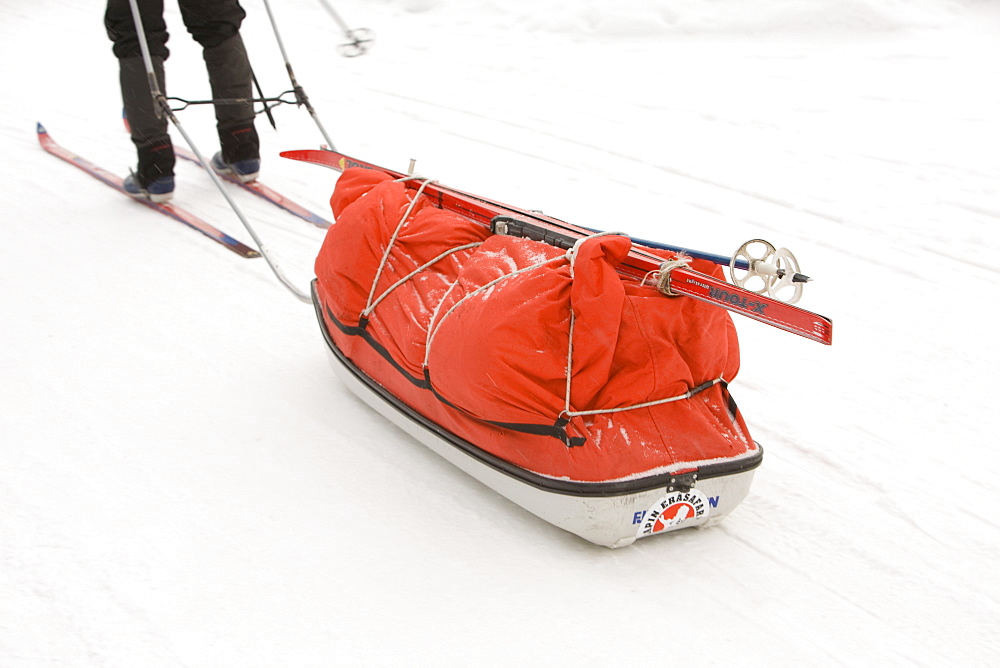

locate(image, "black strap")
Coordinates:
327 304 585 446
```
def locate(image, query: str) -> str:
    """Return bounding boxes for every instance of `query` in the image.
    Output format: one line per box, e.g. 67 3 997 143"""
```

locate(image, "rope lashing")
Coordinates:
643 256 692 296
364 177 436 314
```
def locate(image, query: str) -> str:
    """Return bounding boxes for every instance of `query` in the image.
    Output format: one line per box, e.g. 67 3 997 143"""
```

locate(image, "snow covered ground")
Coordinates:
3 0 999 664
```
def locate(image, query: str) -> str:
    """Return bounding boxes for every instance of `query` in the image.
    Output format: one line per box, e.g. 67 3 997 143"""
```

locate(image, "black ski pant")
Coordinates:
105 0 259 183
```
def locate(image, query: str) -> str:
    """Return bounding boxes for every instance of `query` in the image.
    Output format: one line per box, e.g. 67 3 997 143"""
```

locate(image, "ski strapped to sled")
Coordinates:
37 124 260 258
282 148 833 345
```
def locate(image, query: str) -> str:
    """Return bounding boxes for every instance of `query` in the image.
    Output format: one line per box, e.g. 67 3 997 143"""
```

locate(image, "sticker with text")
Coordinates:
637 489 710 538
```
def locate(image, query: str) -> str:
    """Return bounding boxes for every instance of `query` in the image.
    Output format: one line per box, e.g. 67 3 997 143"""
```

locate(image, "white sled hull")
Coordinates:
324 342 760 549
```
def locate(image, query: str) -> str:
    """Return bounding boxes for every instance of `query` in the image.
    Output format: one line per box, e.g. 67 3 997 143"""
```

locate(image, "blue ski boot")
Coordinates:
211 152 260 183
123 172 175 204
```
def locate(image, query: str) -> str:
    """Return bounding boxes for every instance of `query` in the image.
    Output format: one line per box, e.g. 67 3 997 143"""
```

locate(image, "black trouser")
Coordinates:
105 0 258 183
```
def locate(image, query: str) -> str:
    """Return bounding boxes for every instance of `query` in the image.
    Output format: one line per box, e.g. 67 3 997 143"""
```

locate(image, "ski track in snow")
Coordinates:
3 0 1000 665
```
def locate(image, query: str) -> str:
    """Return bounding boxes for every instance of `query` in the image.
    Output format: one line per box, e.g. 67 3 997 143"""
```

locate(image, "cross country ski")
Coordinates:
36 123 259 258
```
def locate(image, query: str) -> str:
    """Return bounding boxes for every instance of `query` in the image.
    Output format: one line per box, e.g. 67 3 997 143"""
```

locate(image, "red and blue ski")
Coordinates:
37 123 260 258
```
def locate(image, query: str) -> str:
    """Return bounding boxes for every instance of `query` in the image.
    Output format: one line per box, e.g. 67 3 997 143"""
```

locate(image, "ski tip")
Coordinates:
280 148 356 173
36 122 47 134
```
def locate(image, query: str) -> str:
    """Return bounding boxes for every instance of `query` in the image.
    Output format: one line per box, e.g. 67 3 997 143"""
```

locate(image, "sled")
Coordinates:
315 285 761 547
299 160 774 548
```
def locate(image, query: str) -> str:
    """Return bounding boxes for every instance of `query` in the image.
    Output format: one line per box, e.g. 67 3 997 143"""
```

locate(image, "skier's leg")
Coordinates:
105 0 175 196
203 33 260 169
179 0 260 180
105 0 169 60
119 56 176 190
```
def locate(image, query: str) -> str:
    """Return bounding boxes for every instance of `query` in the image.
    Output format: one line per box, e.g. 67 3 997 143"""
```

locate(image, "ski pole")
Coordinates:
316 0 375 57
575 225 749 270
316 0 352 34
260 0 339 151
252 71 278 130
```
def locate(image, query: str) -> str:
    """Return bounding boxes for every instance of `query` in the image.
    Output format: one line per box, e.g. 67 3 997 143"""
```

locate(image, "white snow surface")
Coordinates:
3 0 999 665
